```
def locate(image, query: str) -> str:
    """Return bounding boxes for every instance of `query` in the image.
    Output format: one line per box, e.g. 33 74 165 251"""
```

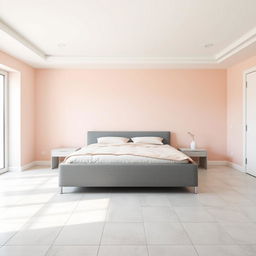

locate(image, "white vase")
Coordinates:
190 140 196 150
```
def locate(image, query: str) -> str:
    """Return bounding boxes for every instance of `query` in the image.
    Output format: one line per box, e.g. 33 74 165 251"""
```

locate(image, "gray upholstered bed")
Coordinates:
59 131 198 193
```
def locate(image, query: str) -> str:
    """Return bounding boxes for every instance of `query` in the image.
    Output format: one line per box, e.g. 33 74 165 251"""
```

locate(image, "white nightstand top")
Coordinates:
179 148 207 157
179 148 206 152
51 147 80 157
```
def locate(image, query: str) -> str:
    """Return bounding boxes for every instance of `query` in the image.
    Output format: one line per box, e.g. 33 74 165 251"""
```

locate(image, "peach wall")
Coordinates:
1 48 255 166
0 51 35 166
35 69 227 161
227 55 256 166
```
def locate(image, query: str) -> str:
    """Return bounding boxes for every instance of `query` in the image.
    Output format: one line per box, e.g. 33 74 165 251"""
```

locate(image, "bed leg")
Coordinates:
60 187 63 194
194 186 198 194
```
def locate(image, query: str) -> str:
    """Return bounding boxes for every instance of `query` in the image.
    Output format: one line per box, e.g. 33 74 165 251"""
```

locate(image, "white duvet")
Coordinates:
64 143 191 164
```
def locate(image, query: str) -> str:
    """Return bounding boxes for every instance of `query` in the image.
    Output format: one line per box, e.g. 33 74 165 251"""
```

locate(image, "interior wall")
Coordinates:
0 51 35 166
35 69 227 161
227 55 256 166
2 48 256 167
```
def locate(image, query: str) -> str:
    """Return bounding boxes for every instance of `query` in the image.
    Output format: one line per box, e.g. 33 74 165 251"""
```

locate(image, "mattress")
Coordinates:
64 143 191 165
65 153 189 164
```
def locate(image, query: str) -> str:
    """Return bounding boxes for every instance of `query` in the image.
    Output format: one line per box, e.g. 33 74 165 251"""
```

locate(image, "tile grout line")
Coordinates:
43 193 83 256
180 222 200 256
1 220 31 247
141 204 150 256
142 225 150 256
96 192 113 256
139 193 164 254
171 197 200 256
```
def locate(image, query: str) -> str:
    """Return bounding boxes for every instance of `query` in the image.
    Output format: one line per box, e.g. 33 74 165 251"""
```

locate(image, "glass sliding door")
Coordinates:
0 71 7 174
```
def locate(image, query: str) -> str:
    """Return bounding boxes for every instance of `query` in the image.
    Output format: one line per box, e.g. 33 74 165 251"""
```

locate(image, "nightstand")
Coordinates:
51 147 80 169
179 148 208 169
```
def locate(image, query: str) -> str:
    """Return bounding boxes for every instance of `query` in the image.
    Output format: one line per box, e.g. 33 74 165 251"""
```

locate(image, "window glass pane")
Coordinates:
0 74 4 169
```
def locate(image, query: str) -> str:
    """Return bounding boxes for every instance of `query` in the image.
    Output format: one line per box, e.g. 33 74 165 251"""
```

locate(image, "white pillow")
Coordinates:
131 136 163 145
97 136 129 144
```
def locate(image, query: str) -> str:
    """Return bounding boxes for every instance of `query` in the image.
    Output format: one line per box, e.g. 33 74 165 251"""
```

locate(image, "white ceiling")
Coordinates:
0 0 256 68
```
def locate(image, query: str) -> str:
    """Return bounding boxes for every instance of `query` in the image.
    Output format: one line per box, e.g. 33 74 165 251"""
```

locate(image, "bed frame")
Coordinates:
59 131 198 193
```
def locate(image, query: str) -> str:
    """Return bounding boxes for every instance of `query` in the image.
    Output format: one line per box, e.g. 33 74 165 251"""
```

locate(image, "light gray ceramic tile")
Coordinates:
241 207 256 221
110 196 141 208
183 223 234 245
49 193 83 203
47 246 98 256
168 194 202 207
174 207 215 222
30 202 77 224
0 204 44 222
142 206 178 222
140 195 170 207
16 193 55 205
0 222 25 246
218 191 254 206
54 223 104 245
7 221 62 245
144 222 191 245
197 194 227 207
0 246 49 256
98 245 148 256
101 223 146 245
221 223 256 244
77 194 111 210
206 206 251 222
107 206 143 222
67 210 107 224
195 245 256 256
148 245 198 256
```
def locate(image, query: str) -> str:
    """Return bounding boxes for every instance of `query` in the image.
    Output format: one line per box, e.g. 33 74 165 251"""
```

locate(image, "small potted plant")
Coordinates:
188 132 196 150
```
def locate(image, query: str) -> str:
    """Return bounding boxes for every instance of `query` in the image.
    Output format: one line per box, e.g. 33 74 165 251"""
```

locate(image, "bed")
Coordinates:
59 131 198 193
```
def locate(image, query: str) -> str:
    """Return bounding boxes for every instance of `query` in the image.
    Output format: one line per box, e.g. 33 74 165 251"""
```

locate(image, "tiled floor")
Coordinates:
0 166 256 255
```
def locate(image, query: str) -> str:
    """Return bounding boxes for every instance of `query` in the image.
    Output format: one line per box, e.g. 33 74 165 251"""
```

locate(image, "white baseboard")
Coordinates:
208 160 245 172
34 161 51 166
227 161 245 172
204 160 246 173
9 161 51 171
208 161 228 166
22 161 51 170
21 162 36 171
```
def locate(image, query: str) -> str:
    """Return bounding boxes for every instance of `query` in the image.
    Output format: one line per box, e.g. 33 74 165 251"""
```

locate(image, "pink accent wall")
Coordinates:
227 55 256 166
2 48 256 166
35 69 227 161
0 51 35 166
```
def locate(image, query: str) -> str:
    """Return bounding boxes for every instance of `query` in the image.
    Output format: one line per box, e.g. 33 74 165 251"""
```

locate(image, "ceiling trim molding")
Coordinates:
215 27 256 63
46 55 215 64
0 18 46 59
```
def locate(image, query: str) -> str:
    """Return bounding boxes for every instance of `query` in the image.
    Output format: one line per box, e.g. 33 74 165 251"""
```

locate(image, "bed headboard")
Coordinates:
87 131 171 145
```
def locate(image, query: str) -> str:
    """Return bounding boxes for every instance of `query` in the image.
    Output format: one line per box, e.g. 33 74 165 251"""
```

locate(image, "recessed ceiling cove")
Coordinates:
0 0 256 68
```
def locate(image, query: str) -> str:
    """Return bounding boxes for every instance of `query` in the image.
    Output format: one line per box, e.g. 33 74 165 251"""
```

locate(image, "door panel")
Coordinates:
246 71 256 177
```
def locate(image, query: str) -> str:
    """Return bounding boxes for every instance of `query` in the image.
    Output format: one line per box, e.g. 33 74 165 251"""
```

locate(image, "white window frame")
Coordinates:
0 70 8 174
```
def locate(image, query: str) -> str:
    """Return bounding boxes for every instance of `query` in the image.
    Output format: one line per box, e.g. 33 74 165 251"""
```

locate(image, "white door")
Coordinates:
246 71 256 177
0 71 8 174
